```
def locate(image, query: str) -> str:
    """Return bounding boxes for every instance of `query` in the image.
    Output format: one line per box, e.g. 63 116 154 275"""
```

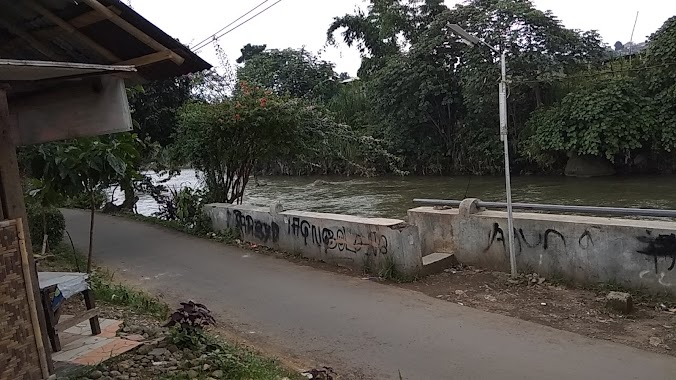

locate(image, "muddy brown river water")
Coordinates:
123 169 676 219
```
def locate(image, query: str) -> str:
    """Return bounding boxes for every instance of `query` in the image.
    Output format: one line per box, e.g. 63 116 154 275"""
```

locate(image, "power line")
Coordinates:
194 0 283 51
194 0 284 52
191 0 271 50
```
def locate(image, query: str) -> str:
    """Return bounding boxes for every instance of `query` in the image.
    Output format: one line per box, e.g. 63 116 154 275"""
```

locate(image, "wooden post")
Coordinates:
0 88 54 373
83 289 101 335
0 180 4 219
40 286 60 352
17 219 51 377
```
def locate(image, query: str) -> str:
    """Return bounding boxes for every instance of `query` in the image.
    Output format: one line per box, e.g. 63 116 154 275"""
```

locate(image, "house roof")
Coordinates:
0 59 135 82
0 0 211 82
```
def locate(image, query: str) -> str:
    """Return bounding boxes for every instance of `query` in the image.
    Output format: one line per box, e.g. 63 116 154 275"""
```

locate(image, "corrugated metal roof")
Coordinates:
0 0 211 81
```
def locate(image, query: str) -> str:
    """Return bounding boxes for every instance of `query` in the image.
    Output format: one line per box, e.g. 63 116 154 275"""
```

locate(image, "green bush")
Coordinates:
27 206 65 250
62 190 106 210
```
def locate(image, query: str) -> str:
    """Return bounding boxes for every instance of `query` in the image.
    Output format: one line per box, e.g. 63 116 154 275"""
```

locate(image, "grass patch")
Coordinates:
42 243 169 320
89 269 169 320
593 279 676 306
111 211 238 244
45 243 299 380
166 329 301 380
111 212 204 235
543 268 676 306
378 256 402 282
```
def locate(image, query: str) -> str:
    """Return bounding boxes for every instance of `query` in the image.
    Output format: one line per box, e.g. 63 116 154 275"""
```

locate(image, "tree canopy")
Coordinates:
236 46 339 102
322 0 676 175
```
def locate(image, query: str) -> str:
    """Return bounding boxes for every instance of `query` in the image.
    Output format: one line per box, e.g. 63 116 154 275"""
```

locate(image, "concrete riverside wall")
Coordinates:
205 203 423 276
409 202 676 295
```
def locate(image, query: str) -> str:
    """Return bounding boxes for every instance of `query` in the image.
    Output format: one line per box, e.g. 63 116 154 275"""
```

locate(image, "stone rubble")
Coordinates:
80 323 232 380
605 291 633 314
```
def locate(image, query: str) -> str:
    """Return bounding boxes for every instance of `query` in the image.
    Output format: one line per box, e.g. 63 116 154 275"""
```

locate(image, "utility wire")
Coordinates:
194 0 284 52
194 0 283 51
191 0 271 50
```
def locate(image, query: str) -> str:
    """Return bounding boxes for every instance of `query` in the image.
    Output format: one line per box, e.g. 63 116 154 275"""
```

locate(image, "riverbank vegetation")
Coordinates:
175 0 676 177
323 2 676 175
17 1 676 213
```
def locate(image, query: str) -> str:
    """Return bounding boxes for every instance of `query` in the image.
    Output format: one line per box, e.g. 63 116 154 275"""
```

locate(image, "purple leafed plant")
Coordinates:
302 367 336 380
165 301 216 329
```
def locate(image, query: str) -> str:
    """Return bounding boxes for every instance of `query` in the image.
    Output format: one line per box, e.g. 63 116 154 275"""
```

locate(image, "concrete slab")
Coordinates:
71 338 140 365
51 336 111 362
52 315 140 368
421 252 458 276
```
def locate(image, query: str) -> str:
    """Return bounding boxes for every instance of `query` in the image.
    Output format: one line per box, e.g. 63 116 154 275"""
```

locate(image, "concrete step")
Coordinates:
421 252 458 276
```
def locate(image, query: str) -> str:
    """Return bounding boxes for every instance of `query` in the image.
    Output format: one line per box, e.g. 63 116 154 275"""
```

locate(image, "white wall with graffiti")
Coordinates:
204 204 423 276
409 202 676 295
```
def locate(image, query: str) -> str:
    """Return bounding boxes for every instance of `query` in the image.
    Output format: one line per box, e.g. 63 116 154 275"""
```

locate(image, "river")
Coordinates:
118 169 676 219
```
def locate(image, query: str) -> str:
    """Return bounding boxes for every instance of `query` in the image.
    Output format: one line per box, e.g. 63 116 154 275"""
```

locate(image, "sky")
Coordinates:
128 0 676 76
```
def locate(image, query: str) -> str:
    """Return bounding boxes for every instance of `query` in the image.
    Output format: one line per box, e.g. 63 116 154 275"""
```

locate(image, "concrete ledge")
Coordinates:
408 206 676 295
205 204 423 276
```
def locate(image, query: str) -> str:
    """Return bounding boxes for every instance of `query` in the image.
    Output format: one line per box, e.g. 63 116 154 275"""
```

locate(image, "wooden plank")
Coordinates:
83 289 101 335
0 58 135 81
25 0 120 62
55 308 100 333
0 90 30 249
0 17 62 61
0 179 4 220
40 286 60 352
81 0 185 65
17 220 50 377
0 89 54 372
0 7 122 54
71 6 122 28
10 75 133 145
117 50 173 67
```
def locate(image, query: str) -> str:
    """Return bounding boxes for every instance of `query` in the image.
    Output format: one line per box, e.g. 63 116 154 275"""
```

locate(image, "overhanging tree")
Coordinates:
236 46 339 102
523 77 659 167
326 0 607 174
173 81 403 203
30 133 141 272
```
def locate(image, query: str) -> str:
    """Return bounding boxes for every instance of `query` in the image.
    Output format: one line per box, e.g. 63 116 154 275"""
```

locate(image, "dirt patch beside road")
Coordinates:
398 265 676 356
244 240 676 358
228 238 676 358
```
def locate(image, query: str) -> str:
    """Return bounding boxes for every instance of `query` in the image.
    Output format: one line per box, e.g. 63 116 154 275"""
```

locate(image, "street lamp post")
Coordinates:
449 24 517 277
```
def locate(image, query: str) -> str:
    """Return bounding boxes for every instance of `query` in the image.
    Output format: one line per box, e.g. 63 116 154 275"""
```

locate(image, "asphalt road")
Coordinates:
63 209 676 379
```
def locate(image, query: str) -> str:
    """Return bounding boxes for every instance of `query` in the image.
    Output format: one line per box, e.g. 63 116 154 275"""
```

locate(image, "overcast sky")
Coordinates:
129 0 676 75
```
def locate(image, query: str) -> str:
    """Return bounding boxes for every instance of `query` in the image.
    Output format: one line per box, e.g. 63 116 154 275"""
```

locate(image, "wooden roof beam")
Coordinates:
0 7 122 54
70 6 122 28
24 0 120 63
0 17 62 61
80 0 185 65
117 51 174 67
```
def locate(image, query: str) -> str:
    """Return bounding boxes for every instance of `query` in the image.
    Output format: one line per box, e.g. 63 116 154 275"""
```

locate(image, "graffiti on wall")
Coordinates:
578 230 594 249
636 230 676 274
288 217 388 257
484 223 590 254
225 210 389 257
227 209 280 243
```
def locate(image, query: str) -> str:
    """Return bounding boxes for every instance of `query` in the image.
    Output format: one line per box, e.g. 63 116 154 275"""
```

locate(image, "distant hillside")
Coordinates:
612 41 649 56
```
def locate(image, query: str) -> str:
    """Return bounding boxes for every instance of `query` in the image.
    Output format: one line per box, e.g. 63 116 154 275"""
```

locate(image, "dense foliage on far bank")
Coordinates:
18 2 676 214
144 1 676 177
321 1 676 175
